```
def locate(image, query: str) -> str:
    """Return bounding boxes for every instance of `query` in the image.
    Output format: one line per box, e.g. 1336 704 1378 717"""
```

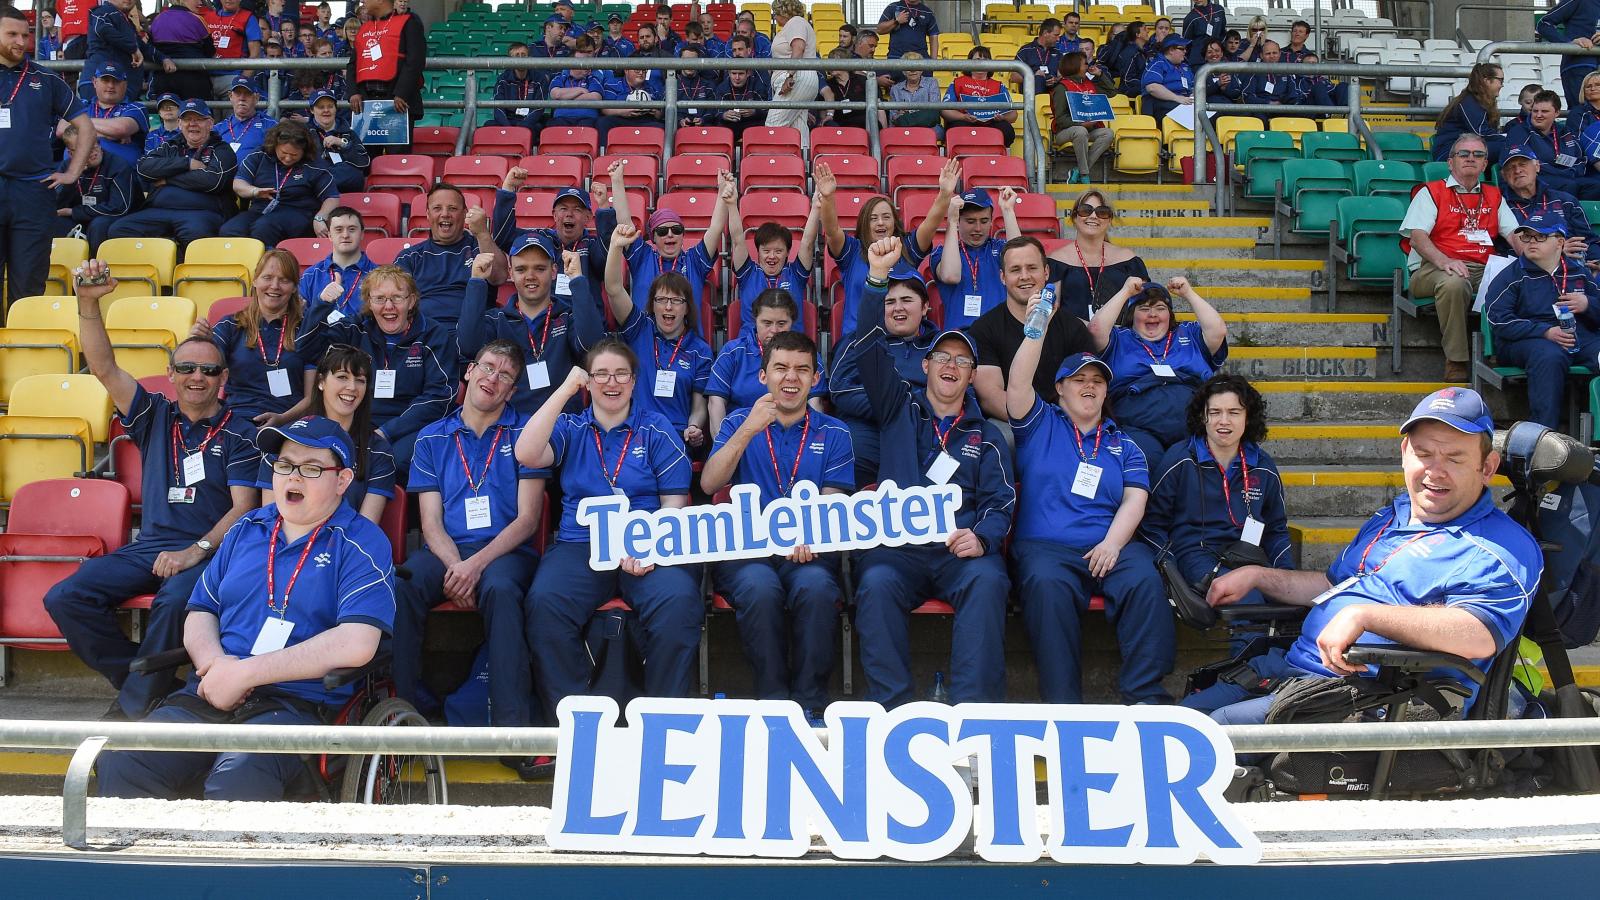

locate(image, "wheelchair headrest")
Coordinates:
1493 422 1599 486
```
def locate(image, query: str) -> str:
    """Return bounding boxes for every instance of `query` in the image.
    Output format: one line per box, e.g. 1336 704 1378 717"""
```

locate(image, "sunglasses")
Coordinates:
173 362 225 376
654 224 685 237
1075 204 1114 220
1452 149 1489 159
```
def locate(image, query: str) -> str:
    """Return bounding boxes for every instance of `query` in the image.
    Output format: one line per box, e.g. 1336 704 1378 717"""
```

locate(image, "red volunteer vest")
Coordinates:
58 0 89 41
202 8 251 59
354 13 411 83
1401 179 1502 266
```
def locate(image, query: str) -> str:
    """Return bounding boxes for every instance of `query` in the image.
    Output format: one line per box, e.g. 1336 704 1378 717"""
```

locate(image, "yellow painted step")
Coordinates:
1253 380 1450 394
1280 470 1512 488
1098 200 1213 212
1231 346 1375 361
1112 216 1272 228
0 751 542 784
1153 257 1325 271
1290 522 1361 544
1119 237 1257 250
1178 311 1385 324
1193 286 1312 300
1267 424 1398 440
1048 182 1199 194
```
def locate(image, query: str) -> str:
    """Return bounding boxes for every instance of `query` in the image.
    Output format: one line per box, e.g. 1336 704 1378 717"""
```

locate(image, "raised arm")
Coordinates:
701 396 776 494
1169 275 1226 354
1088 274 1147 352
700 170 734 259
816 161 847 257
914 157 961 256
721 170 748 270
1005 291 1051 420
797 190 823 273
934 200 963 285
998 186 1022 240
456 255 497 361
607 159 633 238
70 261 139 415
515 367 588 470
604 221 639 324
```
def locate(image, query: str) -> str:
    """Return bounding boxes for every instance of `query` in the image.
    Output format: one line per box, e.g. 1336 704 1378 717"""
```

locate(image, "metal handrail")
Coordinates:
1478 39 1600 65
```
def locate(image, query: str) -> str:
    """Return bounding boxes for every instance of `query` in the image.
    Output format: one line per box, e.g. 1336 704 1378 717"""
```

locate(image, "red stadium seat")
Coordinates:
880 126 941 158
412 126 460 159
945 126 1008 159
441 155 511 190
738 155 806 194
518 154 585 191
537 126 600 160
604 125 666 160
814 154 879 190
655 191 719 232
960 154 1029 191
366 237 419 265
379 485 407 565
511 192 556 229
886 155 946 204
810 126 870 157
0 479 131 651
339 192 402 238
832 191 885 235
202 296 251 323
1008 192 1061 238
469 126 533 158
593 154 659 202
664 154 726 193
740 126 802 159
900 192 942 236
740 192 810 232
365 154 436 198
277 237 332 270
672 125 734 161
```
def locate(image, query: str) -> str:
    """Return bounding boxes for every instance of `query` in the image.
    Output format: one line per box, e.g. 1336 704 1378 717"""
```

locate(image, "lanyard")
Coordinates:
959 243 983 288
225 115 250 141
1072 239 1106 297
257 317 285 366
81 165 103 198
266 516 326 617
1137 329 1175 365
1218 452 1253 528
591 424 633 491
2 61 28 108
1354 512 1434 576
1510 193 1551 219
524 304 555 361
654 329 686 370
90 103 117 119
764 411 810 496
1070 419 1104 461
170 411 233 485
334 265 361 309
660 252 685 275
1453 187 1486 225
1557 257 1577 296
270 161 296 197
933 415 957 451
452 424 503 493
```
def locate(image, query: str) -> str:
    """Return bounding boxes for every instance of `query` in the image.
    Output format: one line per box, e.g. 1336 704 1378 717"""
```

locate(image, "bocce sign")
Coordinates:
548 697 1261 865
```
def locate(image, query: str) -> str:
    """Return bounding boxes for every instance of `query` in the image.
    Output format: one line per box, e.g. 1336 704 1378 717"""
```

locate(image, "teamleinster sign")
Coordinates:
578 480 963 570
548 697 1261 865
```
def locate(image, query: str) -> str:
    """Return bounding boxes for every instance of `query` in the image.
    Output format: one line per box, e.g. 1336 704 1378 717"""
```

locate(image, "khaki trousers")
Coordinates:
1409 259 1484 363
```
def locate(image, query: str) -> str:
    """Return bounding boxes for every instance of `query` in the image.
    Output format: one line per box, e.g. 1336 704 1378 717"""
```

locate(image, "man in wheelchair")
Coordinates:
97 417 398 801
1181 388 1543 730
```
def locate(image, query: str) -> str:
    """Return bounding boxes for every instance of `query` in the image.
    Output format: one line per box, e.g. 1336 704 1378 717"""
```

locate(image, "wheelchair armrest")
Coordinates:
128 647 193 674
1342 643 1485 685
1217 603 1309 624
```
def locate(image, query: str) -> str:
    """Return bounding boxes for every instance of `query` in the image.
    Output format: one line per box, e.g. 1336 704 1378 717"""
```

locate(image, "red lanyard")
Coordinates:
3 61 30 107
266 516 326 617
660 252 685 275
1070 420 1104 460
453 425 503 493
91 103 116 119
764 412 809 495
933 415 957 450
334 267 361 308
1138 330 1175 365
257 317 285 366
960 243 983 288
225 116 247 140
1218 452 1253 528
1073 240 1106 297
1453 188 1486 227
81 166 102 198
654 329 686 370
270 162 296 197
170 411 232 484
1557 257 1577 296
1354 513 1433 576
524 305 555 360
591 424 633 491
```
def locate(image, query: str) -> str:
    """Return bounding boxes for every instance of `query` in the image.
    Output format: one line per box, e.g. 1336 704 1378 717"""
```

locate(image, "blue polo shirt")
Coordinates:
1291 490 1541 684
879 1 940 57
235 151 340 215
712 407 855 505
1011 396 1147 549
395 233 487 329
187 502 395 706
927 236 1007 330
734 258 812 334
621 307 714 432
457 276 606 415
0 60 84 181
214 111 277 160
120 385 259 551
255 429 396 512
85 99 148 166
833 235 923 336
548 405 692 543
1141 56 1193 99
547 72 604 123
706 332 828 410
211 312 328 420
300 252 377 320
145 125 182 152
624 236 717 335
409 405 549 549
1484 254 1600 344
1102 320 1225 403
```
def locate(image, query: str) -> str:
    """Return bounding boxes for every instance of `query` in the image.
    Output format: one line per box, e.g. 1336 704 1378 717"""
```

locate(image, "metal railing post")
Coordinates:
664 70 679 170
266 69 281 120
460 69 478 156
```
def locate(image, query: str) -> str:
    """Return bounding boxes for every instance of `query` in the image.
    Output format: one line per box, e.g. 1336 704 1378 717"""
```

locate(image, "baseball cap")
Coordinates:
307 89 338 107
553 186 592 211
258 416 356 468
927 329 979 360
545 13 569 24
1400 387 1495 435
228 75 259 95
1516 211 1569 237
1161 35 1191 50
1055 351 1113 382
1501 144 1538 165
607 12 623 23
958 190 993 212
177 98 213 118
154 92 181 109
91 61 127 81
509 230 557 259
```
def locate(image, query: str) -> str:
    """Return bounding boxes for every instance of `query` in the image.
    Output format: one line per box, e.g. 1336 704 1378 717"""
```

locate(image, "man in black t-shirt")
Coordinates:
968 236 1094 419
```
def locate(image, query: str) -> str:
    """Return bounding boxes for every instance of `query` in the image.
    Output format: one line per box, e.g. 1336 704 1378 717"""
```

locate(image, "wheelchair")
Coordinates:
1166 422 1600 801
128 646 449 805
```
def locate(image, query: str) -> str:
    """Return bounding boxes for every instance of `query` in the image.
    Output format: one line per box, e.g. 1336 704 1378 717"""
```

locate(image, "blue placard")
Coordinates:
1066 92 1116 123
353 100 411 146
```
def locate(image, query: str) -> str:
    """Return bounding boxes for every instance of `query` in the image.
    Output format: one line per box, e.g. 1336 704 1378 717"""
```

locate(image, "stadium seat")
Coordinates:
105 296 195 378
0 327 78 403
945 127 1008 160
1269 116 1320 148
6 296 80 335
366 237 420 266
96 237 176 302
1008 193 1061 238
813 154 880 190
593 154 659 201
469 125 534 158
1109 115 1162 175
379 484 408 565
1369 131 1430 163
1274 158 1353 245
664 154 727 192
46 237 88 296
740 192 811 232
832 191 884 234
441 155 512 189
1214 115 1266 156
510 191 556 229
604 125 667 160
900 192 942 237
1301 131 1364 163
340 192 404 239
1327 195 1407 309
199 295 250 322
741 126 803 159
672 125 734 161
277 237 334 270
518 154 587 192
886 154 946 204
960 154 1029 191
810 126 870 157
539 125 601 160
0 415 95 503
0 479 131 653
11 373 113 442
411 126 461 159
655 191 720 233
172 237 263 306
1235 131 1299 201
1352 159 1420 203
879 126 941 158
365 155 438 198
738 155 807 193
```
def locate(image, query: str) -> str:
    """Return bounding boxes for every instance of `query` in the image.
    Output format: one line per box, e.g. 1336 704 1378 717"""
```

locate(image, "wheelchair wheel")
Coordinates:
338 697 449 805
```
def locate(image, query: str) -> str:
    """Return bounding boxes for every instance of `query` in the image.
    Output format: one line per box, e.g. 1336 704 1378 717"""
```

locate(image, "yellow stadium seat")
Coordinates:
1124 4 1157 17
10 373 113 443
1162 118 1194 173
106 296 196 344
103 329 175 378
1322 117 1350 133
97 237 178 302
1110 115 1162 175
874 40 888 59
1215 115 1265 156
939 34 975 59
1108 94 1133 117
0 328 79 402
1270 116 1320 148
0 415 95 504
46 238 88 297
172 237 263 307
6 296 81 336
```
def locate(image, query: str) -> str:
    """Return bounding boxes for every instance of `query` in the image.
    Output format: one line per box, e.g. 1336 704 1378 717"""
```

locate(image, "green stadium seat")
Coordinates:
1273 159 1352 249
1370 131 1430 163
1326 195 1406 309
1235 131 1298 202
1353 159 1419 203
1302 132 1364 164
1583 201 1600 227
1421 160 1450 182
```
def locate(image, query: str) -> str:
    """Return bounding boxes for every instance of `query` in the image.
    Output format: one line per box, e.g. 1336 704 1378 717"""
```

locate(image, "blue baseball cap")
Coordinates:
258 416 356 468
153 92 181 109
553 186 592 211
1131 282 1173 307
177 98 213 118
1055 351 1113 382
509 230 557 259
1501 144 1538 165
1161 35 1190 50
307 89 338 107
228 75 259 95
1400 387 1494 435
607 12 623 23
957 190 993 212
545 13 569 25
91 61 127 81
928 329 979 360
1516 210 1569 237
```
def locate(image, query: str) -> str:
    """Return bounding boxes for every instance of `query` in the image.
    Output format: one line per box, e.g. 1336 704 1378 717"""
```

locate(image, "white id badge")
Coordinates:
328 151 343 165
82 195 97 207
1071 461 1103 498
1263 80 1276 92
514 106 530 117
1311 575 1358 606
266 367 292 397
0 108 13 129
555 273 573 295
183 452 207 486
1464 228 1492 245
1241 516 1265 546
326 309 345 324
464 495 492 530
166 486 196 504
1150 363 1176 378
1557 153 1579 168
654 368 678 397
229 141 241 154
216 35 231 49
366 43 383 61
250 616 294 656
374 369 397 399
527 360 551 389
963 293 983 318
926 451 959 484
1541 491 1563 511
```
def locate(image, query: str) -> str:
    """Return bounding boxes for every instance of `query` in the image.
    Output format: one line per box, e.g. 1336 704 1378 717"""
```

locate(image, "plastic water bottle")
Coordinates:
1557 305 1580 357
1023 284 1057 340
929 671 951 704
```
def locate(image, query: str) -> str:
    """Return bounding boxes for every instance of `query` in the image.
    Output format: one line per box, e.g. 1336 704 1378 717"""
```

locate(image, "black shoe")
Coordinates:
99 700 130 721
500 755 556 782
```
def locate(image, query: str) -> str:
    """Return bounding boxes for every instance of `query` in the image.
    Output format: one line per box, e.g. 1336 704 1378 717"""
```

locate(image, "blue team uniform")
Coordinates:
456 275 606 415
1504 181 1600 264
621 307 714 434
1506 120 1587 197
491 70 548 133
211 312 327 421
393 234 483 328
1016 40 1066 94
831 235 923 336
547 72 604 125
1101 320 1226 467
706 332 828 412
928 237 1007 330
84 0 166 99
711 407 854 709
829 314 935 487
879 1 940 57
1538 0 1600 107
1483 254 1600 428
1235 71 1299 108
221 150 341 246
96 502 396 801
0 59 85 299
144 125 182 152
53 149 142 250
527 405 700 714
299 252 377 320
44 386 258 718
85 98 148 166
396 406 548 726
1431 94 1504 162
308 121 370 193
1140 55 1193 122
110 133 237 245
321 314 458 474
488 188 614 286
733 258 812 333
624 235 717 334
214 111 277 161
1182 4 1227 65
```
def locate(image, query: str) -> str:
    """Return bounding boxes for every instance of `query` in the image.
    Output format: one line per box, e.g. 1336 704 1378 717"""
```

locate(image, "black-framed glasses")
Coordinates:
927 350 975 369
1452 149 1489 159
173 362 225 376
654 224 685 237
653 295 688 308
270 458 341 478
1518 230 1555 243
1075 204 1114 220
590 370 635 384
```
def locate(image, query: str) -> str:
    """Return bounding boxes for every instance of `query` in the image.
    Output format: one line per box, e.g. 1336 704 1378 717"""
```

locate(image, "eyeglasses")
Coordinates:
1075 204 1114 220
653 295 688 308
173 362 225 376
654 224 685 237
369 294 410 307
589 370 635 384
472 361 518 385
270 458 340 478
1518 231 1555 243
927 350 975 369
1452 149 1489 159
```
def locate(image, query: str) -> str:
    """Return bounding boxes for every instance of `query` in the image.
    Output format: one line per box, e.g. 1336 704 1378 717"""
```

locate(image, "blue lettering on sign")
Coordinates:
547 697 1261 865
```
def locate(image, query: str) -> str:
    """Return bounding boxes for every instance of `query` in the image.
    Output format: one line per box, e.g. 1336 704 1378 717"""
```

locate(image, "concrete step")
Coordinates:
1112 236 1261 258
1277 467 1513 518
1222 346 1379 380
1194 285 1317 314
1067 216 1270 240
1143 257 1326 288
1104 200 1213 217
1173 310 1393 347
1256 380 1472 422
1261 422 1405 464
1290 516 1368 570
1049 182 1203 203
